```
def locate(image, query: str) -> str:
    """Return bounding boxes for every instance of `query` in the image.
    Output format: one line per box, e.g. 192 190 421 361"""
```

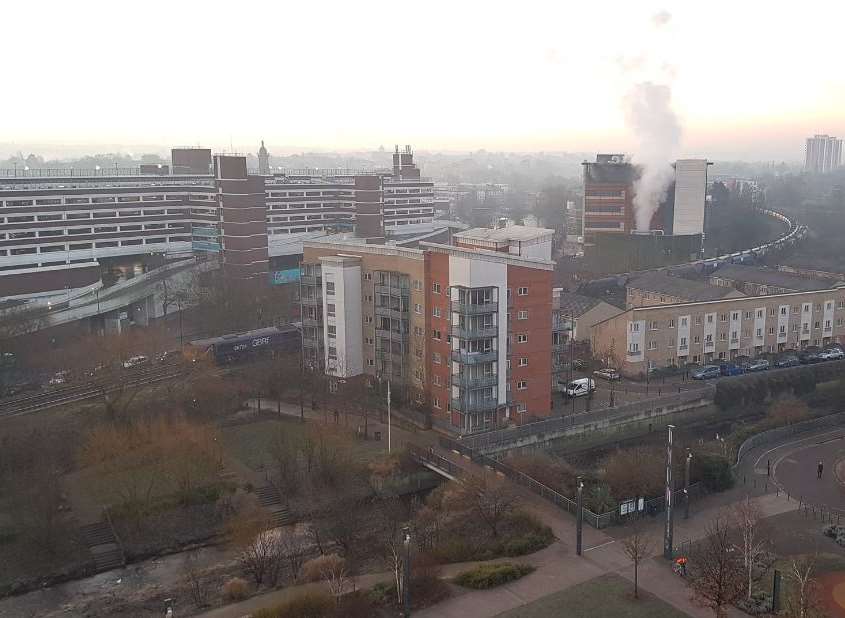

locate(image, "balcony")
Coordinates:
300 295 321 306
627 349 642 356
450 397 499 413
300 274 322 286
374 305 406 320
451 350 498 365
301 317 323 327
453 301 498 315
451 374 498 389
375 284 410 297
375 327 408 340
302 337 322 349
451 324 498 339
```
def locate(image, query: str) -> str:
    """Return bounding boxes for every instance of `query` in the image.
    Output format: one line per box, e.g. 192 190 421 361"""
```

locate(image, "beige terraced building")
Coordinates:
592 285 845 377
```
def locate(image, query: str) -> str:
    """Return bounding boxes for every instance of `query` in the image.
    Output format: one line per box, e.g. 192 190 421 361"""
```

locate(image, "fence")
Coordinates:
462 385 715 453
734 409 845 467
435 436 703 529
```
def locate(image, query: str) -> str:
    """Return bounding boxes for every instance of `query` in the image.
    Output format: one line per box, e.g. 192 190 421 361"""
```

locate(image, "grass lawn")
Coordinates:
494 573 690 618
221 417 385 472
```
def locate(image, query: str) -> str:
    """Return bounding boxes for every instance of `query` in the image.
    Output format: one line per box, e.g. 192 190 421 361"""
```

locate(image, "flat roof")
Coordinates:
454 225 554 243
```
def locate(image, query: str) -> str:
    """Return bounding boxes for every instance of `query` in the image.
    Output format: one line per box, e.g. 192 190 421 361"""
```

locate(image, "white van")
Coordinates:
558 377 596 398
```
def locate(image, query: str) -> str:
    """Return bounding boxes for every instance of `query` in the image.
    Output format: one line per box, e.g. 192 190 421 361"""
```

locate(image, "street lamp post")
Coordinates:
387 379 392 453
402 526 412 617
684 449 693 520
177 298 184 348
576 475 584 556
664 425 675 560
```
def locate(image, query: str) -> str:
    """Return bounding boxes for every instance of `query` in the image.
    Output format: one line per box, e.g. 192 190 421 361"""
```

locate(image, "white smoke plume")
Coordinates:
624 82 682 231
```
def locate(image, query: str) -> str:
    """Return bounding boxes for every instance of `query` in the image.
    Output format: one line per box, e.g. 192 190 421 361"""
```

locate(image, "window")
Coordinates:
518 357 528 367
744 311 752 320
412 279 421 290
365 316 373 324
681 317 688 327
517 334 528 343
679 337 688 347
326 303 336 317
648 340 657 350
364 272 373 281
433 397 441 409
517 380 527 390
719 332 727 341
432 282 441 294
768 327 775 335
668 319 675 328
732 312 739 321
720 314 728 322
517 310 528 320
367 359 375 366
518 287 528 296
707 314 714 324
433 307 442 318
629 343 640 352
432 352 442 365
327 346 337 359
433 375 442 386
650 320 659 330
695 316 702 325
756 328 762 337
731 330 738 341
432 329 441 340
414 303 422 314
327 325 337 336
413 326 423 336
694 335 700 344
814 321 820 330
630 322 640 332
781 307 788 316
415 347 423 358
756 309 763 319
325 281 335 295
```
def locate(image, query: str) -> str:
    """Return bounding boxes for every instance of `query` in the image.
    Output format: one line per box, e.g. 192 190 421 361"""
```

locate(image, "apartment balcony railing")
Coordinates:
375 284 410 297
300 275 322 286
451 350 498 365
627 349 642 356
451 374 498 389
450 398 499 413
300 296 321 306
374 305 406 321
453 301 498 315
451 324 498 339
375 327 408 339
302 337 322 349
301 317 323 327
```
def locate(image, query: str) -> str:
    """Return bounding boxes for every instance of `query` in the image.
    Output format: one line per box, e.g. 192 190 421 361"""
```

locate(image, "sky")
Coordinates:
2 0 844 161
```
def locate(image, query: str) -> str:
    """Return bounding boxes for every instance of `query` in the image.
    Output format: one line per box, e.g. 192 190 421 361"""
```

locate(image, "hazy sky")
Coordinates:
4 0 844 161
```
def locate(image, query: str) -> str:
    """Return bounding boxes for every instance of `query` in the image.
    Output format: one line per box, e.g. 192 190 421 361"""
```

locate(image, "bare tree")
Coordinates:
690 511 746 618
319 553 350 606
446 475 518 539
277 527 309 582
374 497 409 605
785 555 825 618
183 551 211 608
732 496 771 602
622 522 654 599
229 507 283 586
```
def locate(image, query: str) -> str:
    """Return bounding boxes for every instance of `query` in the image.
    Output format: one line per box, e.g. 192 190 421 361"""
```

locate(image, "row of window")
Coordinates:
4 236 190 255
634 303 843 332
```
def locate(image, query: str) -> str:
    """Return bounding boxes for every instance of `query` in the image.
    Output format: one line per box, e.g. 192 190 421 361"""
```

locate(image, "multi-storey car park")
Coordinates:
0 146 437 299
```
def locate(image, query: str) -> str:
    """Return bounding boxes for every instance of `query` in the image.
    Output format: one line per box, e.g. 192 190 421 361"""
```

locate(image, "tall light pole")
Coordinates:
684 449 692 520
664 424 675 560
387 379 392 453
402 525 412 617
576 475 584 556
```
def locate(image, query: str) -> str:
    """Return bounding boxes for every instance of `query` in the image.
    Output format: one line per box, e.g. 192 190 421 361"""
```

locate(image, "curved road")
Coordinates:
752 427 845 511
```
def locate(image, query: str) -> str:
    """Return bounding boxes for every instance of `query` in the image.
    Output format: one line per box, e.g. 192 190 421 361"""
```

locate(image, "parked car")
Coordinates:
719 363 745 376
593 368 621 381
799 348 824 364
773 354 800 368
745 359 770 372
122 355 148 369
558 377 596 398
691 365 721 380
48 372 67 386
820 347 845 361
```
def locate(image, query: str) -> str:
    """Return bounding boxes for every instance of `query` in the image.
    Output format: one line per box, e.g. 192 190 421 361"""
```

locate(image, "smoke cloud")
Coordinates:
624 81 682 231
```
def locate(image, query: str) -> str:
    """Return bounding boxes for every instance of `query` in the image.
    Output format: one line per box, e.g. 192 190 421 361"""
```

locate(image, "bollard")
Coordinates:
776 486 780 497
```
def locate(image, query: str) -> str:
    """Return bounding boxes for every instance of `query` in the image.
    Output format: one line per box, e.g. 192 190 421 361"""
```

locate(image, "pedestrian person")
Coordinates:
818 460 824 479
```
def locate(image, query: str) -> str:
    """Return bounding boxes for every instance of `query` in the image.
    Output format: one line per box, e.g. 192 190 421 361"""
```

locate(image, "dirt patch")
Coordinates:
818 572 845 618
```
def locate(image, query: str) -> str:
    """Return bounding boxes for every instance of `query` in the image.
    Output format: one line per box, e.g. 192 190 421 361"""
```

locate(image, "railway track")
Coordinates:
0 364 186 419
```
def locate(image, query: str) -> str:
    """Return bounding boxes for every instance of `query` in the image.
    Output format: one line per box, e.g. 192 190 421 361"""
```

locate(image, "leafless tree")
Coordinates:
318 553 350 606
622 522 654 599
446 475 518 539
277 527 309 582
183 551 211 608
785 555 825 618
732 496 771 602
690 511 746 618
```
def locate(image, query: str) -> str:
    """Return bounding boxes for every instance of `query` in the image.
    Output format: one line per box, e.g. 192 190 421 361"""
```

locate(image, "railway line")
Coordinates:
0 364 186 419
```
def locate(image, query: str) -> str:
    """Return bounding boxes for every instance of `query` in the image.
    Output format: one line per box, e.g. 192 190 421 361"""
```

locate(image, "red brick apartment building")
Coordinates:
301 226 555 434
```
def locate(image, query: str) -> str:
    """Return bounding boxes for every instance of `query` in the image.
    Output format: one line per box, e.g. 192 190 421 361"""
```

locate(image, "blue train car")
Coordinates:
189 325 300 365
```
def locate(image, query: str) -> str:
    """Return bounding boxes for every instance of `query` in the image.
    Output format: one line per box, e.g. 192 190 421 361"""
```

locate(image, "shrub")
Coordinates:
736 590 772 615
502 531 554 557
251 590 334 618
584 483 617 514
300 553 345 583
454 563 535 589
222 577 249 601
696 453 734 492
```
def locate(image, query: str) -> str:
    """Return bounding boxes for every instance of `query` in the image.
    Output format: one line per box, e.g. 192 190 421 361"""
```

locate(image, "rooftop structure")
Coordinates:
626 271 744 308
453 225 554 260
709 263 836 295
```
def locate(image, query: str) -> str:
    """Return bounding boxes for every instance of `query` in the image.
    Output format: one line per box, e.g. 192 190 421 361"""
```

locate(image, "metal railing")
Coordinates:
451 374 498 389
453 302 498 315
462 385 716 451
734 409 845 467
375 284 410 296
451 324 498 339
451 398 499 413
451 350 497 365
